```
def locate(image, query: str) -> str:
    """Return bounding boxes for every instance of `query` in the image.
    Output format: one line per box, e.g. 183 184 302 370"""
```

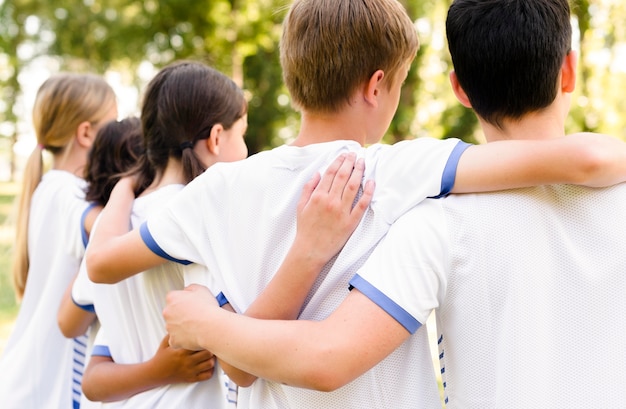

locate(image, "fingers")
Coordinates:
339 157 365 209
159 334 171 349
315 153 353 195
297 171 321 213
349 179 375 224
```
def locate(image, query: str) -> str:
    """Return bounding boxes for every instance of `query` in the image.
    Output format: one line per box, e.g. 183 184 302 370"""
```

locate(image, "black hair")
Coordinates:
84 117 144 205
132 60 247 194
446 0 572 127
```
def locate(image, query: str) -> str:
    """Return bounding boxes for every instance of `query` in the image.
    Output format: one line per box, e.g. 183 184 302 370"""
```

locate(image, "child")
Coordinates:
56 116 142 408
163 0 626 407
88 0 626 408
79 61 247 408
0 73 117 408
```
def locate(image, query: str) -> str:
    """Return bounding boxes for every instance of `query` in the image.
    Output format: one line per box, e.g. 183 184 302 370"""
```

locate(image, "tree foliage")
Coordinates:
0 0 624 179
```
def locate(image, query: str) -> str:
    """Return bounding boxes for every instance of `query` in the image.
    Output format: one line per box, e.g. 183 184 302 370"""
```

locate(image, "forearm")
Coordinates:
220 246 326 386
196 300 404 392
452 133 626 193
57 278 95 338
197 308 338 390
82 357 171 402
86 179 139 283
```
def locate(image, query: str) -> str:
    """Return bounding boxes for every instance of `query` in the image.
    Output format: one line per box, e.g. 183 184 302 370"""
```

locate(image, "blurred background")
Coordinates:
0 0 625 352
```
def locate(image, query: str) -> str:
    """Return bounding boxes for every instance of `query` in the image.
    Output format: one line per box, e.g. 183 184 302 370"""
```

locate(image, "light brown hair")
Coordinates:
280 0 419 113
12 73 116 299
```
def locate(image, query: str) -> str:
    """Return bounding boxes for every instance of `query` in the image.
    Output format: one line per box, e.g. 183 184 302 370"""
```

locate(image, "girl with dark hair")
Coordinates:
79 61 247 408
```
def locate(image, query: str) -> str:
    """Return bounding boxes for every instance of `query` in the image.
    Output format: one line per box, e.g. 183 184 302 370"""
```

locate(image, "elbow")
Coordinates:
568 133 621 188
294 354 355 392
573 146 608 187
230 374 256 388
80 376 101 402
86 252 114 284
302 367 351 392
57 317 77 339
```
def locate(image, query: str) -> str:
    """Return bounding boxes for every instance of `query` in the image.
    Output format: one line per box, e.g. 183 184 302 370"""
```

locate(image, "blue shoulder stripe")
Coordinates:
434 140 472 198
91 345 111 357
139 222 192 265
349 274 421 334
80 203 99 248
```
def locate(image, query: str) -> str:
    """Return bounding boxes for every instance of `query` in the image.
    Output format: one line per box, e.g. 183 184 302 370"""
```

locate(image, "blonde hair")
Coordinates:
12 73 116 299
280 0 419 113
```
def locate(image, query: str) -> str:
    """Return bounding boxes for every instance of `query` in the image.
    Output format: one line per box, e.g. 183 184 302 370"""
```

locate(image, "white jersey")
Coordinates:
0 170 90 409
355 184 626 408
141 138 469 409
75 184 235 408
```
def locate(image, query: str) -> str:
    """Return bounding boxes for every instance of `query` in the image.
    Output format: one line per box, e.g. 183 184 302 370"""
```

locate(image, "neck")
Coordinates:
52 143 88 177
141 158 186 196
291 109 369 147
480 108 566 142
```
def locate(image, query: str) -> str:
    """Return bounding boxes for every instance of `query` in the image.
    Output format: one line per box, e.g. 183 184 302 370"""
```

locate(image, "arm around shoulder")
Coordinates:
452 132 626 193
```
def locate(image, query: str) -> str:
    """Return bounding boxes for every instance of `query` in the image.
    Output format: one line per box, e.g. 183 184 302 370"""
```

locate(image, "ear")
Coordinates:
75 121 95 149
205 124 224 156
449 71 472 108
561 50 577 93
363 70 385 107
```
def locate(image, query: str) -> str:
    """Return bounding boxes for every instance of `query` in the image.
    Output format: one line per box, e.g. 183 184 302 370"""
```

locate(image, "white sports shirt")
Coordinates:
141 138 469 409
0 170 90 409
354 184 626 408
73 184 236 408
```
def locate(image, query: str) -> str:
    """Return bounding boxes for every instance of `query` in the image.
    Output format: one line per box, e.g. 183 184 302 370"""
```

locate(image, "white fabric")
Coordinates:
0 170 90 408
355 184 626 408
142 138 467 409
83 184 235 409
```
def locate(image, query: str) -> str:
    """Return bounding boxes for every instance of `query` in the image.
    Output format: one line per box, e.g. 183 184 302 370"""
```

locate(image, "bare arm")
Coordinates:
219 153 375 386
57 275 96 338
453 132 626 193
86 178 165 284
82 334 215 402
165 287 407 391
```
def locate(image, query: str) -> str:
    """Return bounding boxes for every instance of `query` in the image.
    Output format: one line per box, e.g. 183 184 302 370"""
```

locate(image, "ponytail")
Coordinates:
12 146 44 299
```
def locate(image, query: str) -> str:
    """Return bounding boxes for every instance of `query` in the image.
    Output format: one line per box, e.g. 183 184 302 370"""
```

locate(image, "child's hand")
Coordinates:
114 175 140 196
152 333 216 384
164 284 220 351
294 152 375 268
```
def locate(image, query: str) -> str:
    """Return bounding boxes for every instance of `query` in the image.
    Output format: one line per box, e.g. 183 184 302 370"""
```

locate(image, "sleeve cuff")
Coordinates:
433 140 472 198
140 222 192 265
349 274 422 334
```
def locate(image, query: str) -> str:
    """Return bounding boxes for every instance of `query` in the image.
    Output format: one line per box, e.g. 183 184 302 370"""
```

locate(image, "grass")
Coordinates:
0 182 20 355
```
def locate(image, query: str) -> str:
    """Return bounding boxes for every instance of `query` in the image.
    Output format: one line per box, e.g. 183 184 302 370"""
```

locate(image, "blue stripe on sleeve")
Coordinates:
139 222 192 265
349 274 421 334
71 295 95 314
350 274 422 334
216 292 230 307
433 140 472 198
91 345 111 357
80 203 98 248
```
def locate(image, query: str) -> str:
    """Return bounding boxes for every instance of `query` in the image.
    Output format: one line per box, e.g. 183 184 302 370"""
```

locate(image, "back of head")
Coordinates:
13 72 116 299
446 0 572 126
281 0 419 113
32 73 117 153
134 60 247 192
85 117 144 205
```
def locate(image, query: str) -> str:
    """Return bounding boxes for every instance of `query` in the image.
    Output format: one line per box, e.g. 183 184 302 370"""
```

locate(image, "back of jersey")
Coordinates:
439 183 626 408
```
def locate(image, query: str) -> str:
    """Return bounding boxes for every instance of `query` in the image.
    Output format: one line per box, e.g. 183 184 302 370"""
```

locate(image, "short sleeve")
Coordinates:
140 170 223 265
71 259 95 313
350 199 450 331
366 138 470 225
91 328 111 358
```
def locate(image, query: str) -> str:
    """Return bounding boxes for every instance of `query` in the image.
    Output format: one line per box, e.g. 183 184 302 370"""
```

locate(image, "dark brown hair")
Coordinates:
84 117 144 205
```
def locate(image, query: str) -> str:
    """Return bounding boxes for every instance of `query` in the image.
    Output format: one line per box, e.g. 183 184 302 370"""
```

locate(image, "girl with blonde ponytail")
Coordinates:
0 72 117 408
